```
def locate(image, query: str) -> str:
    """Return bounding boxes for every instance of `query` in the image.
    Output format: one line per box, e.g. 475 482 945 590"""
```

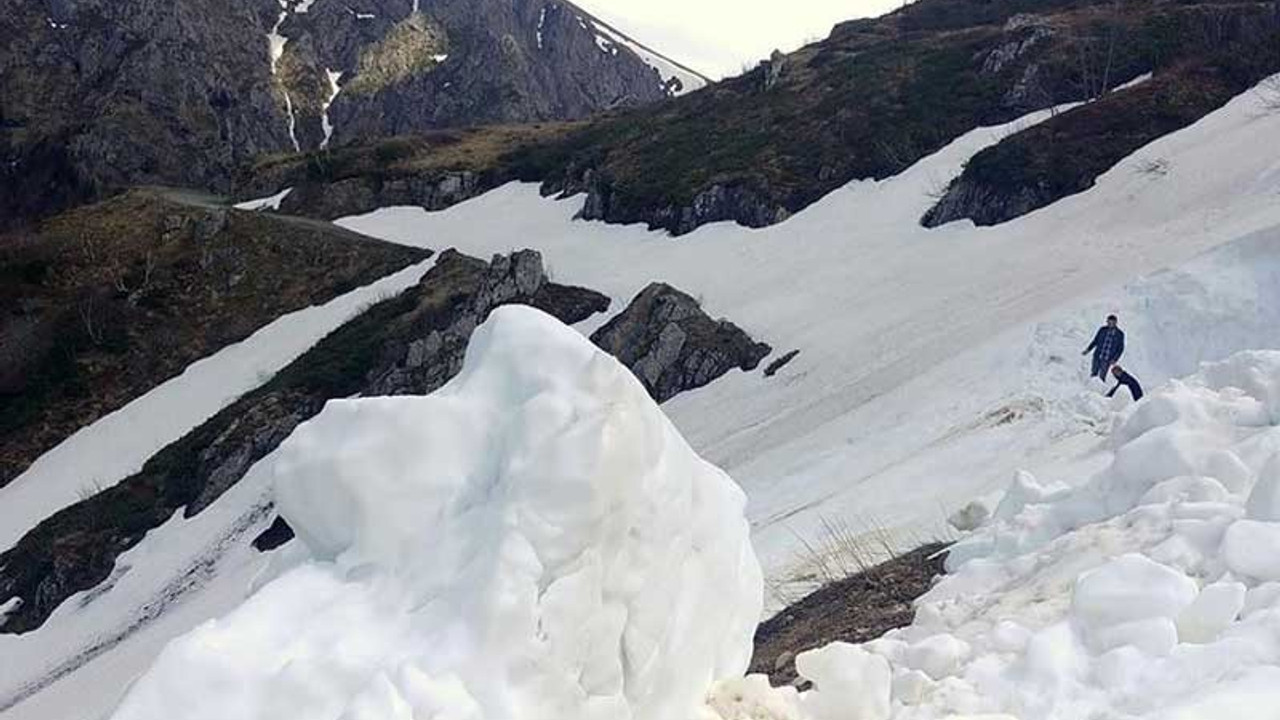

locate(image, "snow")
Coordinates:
233 186 293 211
0 260 433 554
781 350 1280 718
106 305 762 720
587 18 708 95
267 4 288 75
8 73 1280 720
320 70 342 149
537 6 548 50
1113 72 1153 92
284 90 301 152
337 75 1280 602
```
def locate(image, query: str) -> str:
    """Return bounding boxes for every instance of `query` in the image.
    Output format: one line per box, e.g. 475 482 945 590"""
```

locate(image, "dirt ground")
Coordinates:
750 543 950 686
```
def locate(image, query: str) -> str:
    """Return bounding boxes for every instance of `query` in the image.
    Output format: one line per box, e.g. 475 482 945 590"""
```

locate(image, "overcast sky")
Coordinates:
574 0 903 78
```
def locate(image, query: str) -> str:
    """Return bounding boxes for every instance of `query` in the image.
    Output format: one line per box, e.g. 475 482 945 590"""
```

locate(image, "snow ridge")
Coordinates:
568 4 710 95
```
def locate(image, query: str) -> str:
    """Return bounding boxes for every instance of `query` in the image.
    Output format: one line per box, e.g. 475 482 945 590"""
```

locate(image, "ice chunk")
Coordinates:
949 501 992 532
903 634 972 680
1222 519 1280 581
891 669 933 705
110 306 763 720
1089 617 1179 656
993 470 1068 521
1140 475 1231 506
1243 582 1280 618
1176 581 1245 643
1071 554 1198 630
1245 454 1280 521
796 643 892 720
704 675 802 720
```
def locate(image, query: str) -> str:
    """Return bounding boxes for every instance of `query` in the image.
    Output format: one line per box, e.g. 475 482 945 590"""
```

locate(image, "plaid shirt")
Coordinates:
1092 326 1124 362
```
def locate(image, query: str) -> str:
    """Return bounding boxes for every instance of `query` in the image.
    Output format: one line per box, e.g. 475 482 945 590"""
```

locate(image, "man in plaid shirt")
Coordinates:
1083 314 1125 382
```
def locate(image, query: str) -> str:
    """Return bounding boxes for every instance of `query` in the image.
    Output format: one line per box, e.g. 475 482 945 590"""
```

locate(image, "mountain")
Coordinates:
5 0 1280 717
0 0 696 228
253 0 1279 236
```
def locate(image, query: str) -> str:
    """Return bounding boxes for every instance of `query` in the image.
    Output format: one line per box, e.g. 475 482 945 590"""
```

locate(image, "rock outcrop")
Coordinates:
0 249 609 635
574 175 791 236
591 283 772 402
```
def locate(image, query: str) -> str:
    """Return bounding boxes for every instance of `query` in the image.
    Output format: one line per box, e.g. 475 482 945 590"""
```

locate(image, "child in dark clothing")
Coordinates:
1107 365 1144 401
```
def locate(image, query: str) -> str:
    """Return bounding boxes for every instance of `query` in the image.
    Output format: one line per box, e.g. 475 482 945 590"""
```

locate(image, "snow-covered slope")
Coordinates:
337 77 1280 598
4 76 1280 720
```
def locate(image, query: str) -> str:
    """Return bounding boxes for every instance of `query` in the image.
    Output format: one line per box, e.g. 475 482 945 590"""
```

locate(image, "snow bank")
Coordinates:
108 305 762 720
721 350 1280 718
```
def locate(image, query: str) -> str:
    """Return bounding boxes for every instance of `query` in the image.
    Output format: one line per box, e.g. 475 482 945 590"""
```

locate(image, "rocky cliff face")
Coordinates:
0 0 683 227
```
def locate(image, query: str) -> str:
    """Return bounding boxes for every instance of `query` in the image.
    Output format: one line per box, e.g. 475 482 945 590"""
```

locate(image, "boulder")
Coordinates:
591 283 771 403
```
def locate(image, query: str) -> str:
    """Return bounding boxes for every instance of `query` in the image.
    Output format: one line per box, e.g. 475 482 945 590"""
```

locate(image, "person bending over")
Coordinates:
1107 365 1144 401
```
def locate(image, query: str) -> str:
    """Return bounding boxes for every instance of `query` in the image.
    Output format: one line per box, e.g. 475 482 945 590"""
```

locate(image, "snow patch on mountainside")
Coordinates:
0 260 433 554
106 306 761 720
581 12 709 95
338 75 1280 598
6 76 1280 720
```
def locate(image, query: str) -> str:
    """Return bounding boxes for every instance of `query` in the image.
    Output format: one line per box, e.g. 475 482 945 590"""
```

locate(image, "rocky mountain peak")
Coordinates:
0 0 698 227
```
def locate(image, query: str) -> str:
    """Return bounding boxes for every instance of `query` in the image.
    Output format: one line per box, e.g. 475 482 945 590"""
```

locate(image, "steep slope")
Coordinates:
0 189 428 488
4 67 1279 720
338 74 1280 600
0 0 687 227
264 0 1279 236
924 3 1280 227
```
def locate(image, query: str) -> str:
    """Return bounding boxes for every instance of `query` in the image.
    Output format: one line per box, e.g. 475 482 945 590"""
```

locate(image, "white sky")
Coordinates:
573 0 904 78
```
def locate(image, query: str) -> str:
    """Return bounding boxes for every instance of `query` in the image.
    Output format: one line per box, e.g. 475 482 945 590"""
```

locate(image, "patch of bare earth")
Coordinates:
750 543 949 686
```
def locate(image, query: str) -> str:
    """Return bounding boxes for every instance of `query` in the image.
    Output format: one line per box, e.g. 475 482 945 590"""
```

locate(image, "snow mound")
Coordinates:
742 350 1280 718
108 305 762 720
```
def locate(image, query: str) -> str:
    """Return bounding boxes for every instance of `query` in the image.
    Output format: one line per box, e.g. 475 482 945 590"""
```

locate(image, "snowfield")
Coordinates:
0 259 433 553
3 75 1280 719
338 77 1280 599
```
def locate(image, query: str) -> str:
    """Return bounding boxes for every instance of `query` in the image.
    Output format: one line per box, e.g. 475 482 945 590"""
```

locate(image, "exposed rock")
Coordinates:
921 175 1045 228
591 283 771 403
765 350 801 378
981 17 1054 75
0 248 610 634
761 49 786 91
252 515 296 552
280 170 485 220
576 176 791 236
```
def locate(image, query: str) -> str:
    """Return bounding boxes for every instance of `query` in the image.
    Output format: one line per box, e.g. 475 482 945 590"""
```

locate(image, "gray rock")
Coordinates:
591 283 772 403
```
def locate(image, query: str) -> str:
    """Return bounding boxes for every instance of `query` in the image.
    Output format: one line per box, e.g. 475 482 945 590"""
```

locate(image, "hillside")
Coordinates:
257 0 1280 236
4 0 1280 718
0 189 428 488
0 0 690 228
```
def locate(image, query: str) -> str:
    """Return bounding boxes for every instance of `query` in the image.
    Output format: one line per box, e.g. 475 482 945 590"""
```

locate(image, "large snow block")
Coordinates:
110 305 763 720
